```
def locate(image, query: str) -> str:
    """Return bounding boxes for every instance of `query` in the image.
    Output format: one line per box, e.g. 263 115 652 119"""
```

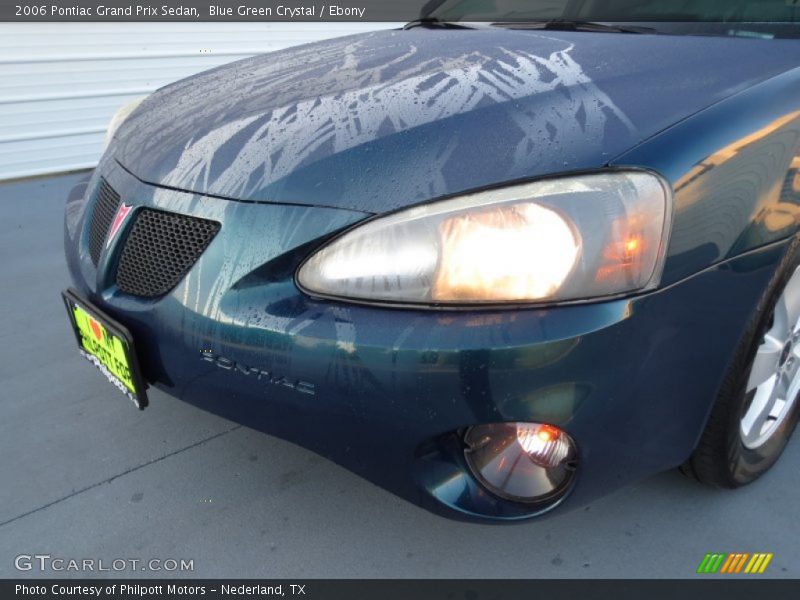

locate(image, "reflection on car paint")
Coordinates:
114 30 800 215
153 37 634 203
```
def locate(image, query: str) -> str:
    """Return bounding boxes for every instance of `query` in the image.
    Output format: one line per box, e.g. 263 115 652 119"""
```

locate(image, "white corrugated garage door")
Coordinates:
0 22 398 181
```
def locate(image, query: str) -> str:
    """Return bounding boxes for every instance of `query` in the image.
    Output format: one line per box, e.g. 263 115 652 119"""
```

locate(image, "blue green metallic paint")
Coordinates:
64 29 800 521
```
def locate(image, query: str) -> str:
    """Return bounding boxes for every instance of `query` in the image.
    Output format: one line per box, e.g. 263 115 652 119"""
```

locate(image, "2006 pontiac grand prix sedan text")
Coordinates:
62 1 800 521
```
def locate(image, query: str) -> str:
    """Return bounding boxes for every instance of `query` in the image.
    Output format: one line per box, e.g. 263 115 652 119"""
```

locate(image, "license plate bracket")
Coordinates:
62 288 149 409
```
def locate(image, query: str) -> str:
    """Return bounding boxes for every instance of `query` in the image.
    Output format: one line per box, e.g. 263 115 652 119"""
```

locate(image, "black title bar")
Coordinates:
3 0 427 21
5 0 800 22
5 580 800 600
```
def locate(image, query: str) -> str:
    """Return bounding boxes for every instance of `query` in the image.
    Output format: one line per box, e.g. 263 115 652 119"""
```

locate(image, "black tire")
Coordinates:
681 239 800 487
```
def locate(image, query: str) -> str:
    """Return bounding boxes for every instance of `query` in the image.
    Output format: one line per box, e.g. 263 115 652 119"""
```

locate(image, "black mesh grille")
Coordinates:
88 178 121 265
115 209 220 297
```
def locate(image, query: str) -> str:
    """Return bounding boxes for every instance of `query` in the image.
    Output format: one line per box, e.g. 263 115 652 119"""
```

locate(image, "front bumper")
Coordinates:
64 160 789 521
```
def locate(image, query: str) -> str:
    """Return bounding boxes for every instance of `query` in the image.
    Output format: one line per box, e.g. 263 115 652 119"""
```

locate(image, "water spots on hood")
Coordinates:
157 36 633 202
116 29 796 212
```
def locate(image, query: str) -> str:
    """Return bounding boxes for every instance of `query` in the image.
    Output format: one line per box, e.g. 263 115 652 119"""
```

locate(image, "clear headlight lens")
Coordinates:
103 96 147 150
297 171 672 306
464 422 577 503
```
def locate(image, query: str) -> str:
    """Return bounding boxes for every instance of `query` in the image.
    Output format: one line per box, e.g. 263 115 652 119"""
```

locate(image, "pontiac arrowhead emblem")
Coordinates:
107 203 132 247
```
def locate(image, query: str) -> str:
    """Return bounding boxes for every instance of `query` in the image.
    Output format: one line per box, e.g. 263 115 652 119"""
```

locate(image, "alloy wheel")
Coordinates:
741 267 800 449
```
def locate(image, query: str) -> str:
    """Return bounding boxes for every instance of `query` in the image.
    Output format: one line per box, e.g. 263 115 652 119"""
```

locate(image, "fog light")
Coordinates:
464 422 577 504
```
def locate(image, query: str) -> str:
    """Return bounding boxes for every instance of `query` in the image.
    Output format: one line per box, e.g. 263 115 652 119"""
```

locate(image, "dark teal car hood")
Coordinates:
115 28 800 213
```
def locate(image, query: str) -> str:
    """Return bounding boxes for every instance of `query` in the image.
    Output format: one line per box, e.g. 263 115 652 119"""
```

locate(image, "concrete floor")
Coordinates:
0 172 798 579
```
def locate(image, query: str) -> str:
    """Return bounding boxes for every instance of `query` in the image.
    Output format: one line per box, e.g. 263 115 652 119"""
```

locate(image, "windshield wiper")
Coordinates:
493 20 657 34
404 17 475 30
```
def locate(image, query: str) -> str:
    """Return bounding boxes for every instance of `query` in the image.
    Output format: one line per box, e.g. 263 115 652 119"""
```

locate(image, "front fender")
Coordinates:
614 66 800 286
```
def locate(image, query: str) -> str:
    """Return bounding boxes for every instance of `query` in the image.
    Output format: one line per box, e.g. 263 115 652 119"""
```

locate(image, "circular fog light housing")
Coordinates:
464 422 578 504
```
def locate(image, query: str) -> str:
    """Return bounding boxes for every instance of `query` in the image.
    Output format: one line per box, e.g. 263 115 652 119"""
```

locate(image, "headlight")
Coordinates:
103 96 147 150
297 171 672 306
464 422 578 504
